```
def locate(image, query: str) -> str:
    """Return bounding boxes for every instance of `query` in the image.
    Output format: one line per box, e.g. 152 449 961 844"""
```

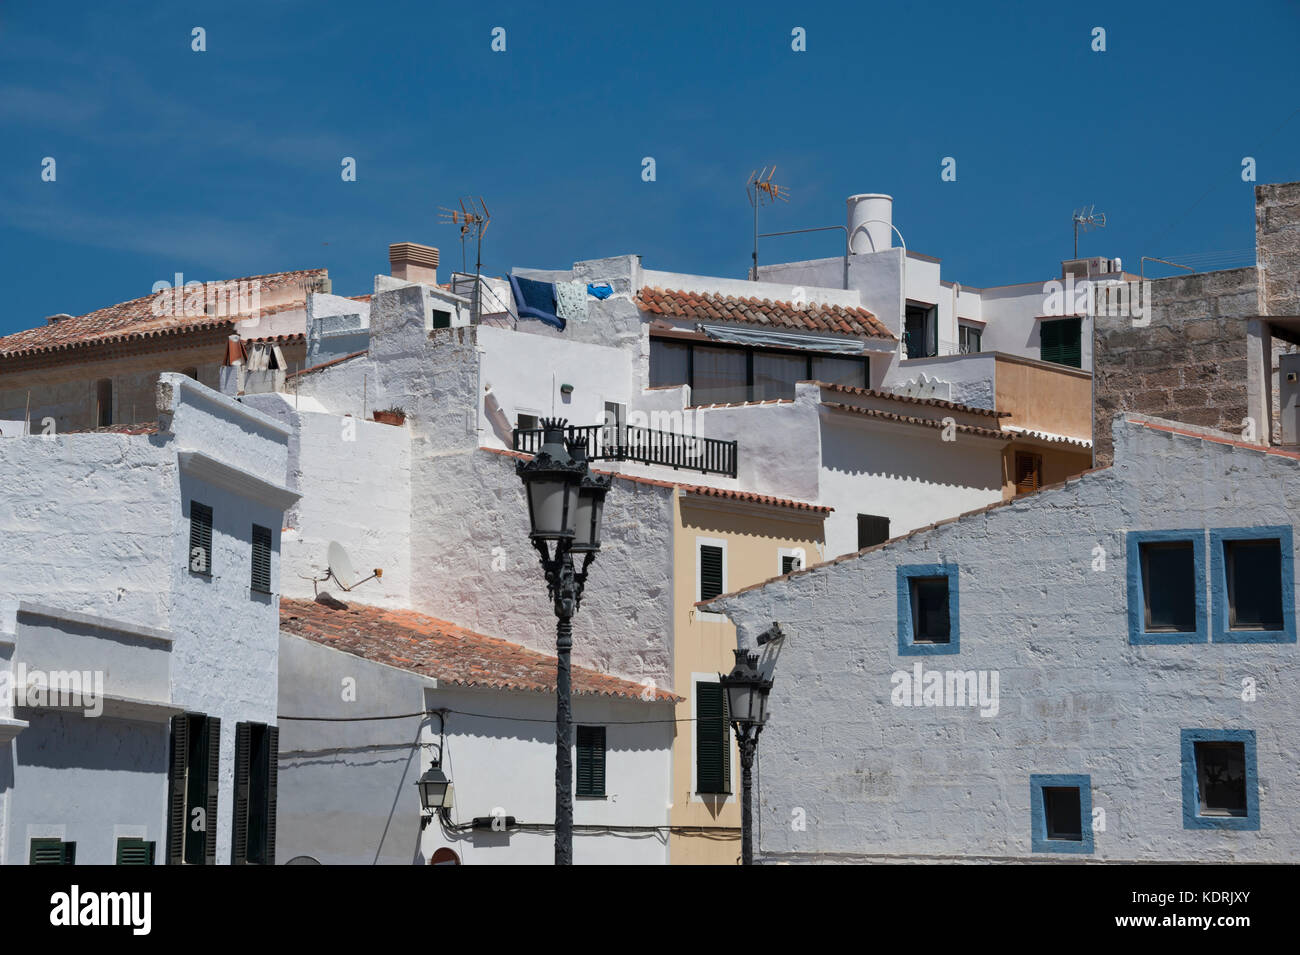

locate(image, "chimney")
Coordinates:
45 313 73 325
389 242 439 285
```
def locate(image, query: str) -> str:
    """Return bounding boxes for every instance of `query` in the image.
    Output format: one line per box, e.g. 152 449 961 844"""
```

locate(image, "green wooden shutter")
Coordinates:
264 725 279 865
858 514 890 550
204 716 220 865
232 722 251 864
166 714 189 864
1041 319 1082 368
699 545 724 601
251 525 272 594
189 502 213 575
116 838 155 865
696 682 730 794
30 838 74 865
576 726 606 797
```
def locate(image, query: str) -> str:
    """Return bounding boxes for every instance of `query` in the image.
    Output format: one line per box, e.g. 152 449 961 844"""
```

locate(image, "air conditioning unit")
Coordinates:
1281 353 1300 445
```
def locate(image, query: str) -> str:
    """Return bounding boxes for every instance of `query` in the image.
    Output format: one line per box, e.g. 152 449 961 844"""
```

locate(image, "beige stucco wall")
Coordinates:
1000 441 1094 499
994 354 1092 440
669 493 825 864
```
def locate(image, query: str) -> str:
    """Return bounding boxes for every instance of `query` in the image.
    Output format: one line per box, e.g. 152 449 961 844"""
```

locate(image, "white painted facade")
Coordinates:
0 374 296 864
713 415 1300 862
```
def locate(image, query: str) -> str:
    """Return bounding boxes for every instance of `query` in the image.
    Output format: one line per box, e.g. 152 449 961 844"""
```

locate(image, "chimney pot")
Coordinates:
389 242 440 285
45 313 73 325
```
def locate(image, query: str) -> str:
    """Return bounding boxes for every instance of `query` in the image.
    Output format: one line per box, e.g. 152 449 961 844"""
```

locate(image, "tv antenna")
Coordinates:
747 167 789 280
440 197 491 321
1072 205 1106 258
304 540 383 596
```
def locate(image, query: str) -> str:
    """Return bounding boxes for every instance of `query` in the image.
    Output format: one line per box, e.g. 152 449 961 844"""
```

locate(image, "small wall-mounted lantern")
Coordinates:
559 383 574 395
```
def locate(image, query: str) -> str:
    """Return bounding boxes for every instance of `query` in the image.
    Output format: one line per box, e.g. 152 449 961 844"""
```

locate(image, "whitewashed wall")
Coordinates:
715 416 1300 862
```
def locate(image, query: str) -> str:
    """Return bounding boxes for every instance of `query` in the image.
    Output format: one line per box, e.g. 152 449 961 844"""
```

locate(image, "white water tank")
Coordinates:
847 194 893 254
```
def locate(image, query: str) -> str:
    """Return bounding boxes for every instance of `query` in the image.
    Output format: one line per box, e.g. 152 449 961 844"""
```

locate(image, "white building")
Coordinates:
709 414 1300 862
0 374 297 865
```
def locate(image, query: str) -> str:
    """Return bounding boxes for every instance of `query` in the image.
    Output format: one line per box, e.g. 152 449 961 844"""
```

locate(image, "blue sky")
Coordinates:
2 0 1298 332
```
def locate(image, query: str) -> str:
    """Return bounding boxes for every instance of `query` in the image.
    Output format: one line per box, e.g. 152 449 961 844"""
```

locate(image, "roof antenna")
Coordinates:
747 167 789 280
1072 204 1106 258
440 197 491 322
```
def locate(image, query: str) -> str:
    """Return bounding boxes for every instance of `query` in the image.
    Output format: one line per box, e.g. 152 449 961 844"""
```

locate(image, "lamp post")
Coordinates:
719 648 772 865
517 418 610 865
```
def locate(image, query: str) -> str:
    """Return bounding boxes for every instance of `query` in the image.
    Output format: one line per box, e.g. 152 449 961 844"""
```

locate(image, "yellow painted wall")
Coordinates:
994 354 1092 440
668 493 825 864
1001 441 1093 498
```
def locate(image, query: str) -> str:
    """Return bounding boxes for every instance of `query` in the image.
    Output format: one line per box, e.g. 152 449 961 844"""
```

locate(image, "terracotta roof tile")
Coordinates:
635 286 895 342
815 382 1009 418
280 597 678 702
0 268 326 361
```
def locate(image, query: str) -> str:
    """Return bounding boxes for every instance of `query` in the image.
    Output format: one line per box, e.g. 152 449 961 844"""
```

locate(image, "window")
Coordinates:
897 564 960 654
858 514 890 550
430 308 452 329
648 337 868 404
959 325 982 355
1040 317 1082 368
1181 730 1259 830
233 722 279 864
1125 530 1207 644
779 547 805 575
1211 526 1295 643
697 542 725 603
116 838 156 865
602 402 626 452
516 413 539 432
30 838 76 865
576 725 606 797
251 524 273 594
189 501 213 576
95 378 113 427
811 355 868 389
695 681 730 794
904 302 936 358
692 345 748 405
1030 774 1093 854
168 713 220 865
1014 452 1042 495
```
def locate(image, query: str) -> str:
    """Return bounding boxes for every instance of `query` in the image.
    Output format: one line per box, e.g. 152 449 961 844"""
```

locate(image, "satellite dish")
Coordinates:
327 541 357 590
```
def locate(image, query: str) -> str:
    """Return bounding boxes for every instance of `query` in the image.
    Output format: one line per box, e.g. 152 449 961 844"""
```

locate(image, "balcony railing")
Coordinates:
512 423 738 478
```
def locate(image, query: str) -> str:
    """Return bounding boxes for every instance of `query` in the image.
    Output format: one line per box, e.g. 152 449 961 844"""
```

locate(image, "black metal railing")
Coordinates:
512 423 738 478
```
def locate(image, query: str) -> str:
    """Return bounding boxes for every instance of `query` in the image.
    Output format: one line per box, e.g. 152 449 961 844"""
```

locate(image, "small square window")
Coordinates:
910 578 950 643
1140 542 1196 632
1181 729 1259 830
1210 527 1295 644
897 564 959 655
1126 530 1207 644
1030 774 1093 854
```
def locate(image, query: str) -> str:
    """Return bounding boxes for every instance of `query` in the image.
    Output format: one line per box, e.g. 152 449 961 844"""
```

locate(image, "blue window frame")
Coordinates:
1180 729 1259 830
1125 529 1208 644
896 563 959 655
1209 526 1295 644
1030 774 1094 854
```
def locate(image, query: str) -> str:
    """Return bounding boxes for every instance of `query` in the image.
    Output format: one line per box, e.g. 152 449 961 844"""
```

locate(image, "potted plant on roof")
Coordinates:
373 405 407 426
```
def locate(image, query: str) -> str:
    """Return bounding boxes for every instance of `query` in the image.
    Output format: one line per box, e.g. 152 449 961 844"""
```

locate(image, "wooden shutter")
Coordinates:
232 722 251 864
166 714 189 864
189 502 213 575
699 545 724 601
576 726 606 797
858 514 890 550
1041 319 1082 368
251 525 272 594
204 716 220 865
782 555 798 575
1015 452 1042 495
696 682 730 794
30 838 74 865
116 838 155 865
265 725 279 865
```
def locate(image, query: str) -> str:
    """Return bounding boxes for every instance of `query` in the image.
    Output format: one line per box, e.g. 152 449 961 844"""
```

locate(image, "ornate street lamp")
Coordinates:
517 419 609 865
720 648 773 865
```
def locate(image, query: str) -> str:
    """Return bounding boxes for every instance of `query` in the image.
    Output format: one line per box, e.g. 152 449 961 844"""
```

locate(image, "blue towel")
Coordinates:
587 283 613 299
510 275 565 329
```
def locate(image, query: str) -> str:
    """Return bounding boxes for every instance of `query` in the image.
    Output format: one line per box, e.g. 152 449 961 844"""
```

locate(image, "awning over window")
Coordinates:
699 323 865 355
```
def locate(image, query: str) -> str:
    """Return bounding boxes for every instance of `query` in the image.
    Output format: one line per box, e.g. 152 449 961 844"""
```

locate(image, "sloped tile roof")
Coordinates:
636 286 894 341
0 269 325 360
280 597 678 702
815 382 1009 418
820 401 1012 440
